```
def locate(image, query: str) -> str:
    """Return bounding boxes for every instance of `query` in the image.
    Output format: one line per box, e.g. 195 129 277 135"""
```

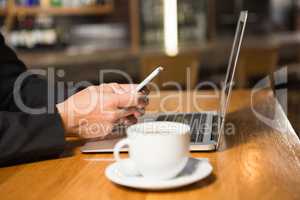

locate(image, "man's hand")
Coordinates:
56 83 148 139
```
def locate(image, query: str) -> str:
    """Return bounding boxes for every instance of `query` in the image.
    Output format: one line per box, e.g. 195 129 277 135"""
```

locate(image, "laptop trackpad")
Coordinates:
80 137 128 153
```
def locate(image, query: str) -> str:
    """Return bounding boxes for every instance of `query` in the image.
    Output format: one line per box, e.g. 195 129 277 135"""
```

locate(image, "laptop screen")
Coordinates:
215 11 247 147
220 11 248 119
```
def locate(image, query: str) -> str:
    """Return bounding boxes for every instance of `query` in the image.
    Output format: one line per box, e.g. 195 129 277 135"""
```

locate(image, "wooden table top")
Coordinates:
0 90 300 200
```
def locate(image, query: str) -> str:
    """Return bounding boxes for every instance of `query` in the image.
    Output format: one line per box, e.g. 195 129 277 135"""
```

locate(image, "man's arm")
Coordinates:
0 112 65 167
0 32 148 167
0 33 66 167
0 33 63 111
0 33 26 111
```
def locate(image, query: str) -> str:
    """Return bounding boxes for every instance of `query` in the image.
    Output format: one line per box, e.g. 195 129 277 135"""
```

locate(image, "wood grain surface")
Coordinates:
0 90 299 200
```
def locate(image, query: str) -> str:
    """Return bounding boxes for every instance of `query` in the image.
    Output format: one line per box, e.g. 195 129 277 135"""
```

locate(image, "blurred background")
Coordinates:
0 0 299 135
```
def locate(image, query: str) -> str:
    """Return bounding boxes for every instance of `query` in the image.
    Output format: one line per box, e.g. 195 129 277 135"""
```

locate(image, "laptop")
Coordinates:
81 11 248 153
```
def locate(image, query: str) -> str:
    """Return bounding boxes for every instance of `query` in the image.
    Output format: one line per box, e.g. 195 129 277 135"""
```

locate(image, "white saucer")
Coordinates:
105 158 213 190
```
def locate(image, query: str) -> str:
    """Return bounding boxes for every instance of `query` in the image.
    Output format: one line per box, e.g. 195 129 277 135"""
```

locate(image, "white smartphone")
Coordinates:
135 66 164 92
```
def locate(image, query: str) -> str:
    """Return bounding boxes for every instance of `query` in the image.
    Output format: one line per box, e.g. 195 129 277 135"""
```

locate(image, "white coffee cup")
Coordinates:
113 121 191 180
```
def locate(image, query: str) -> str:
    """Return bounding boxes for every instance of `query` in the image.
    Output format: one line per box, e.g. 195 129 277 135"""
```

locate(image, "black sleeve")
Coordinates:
0 33 66 167
0 111 66 166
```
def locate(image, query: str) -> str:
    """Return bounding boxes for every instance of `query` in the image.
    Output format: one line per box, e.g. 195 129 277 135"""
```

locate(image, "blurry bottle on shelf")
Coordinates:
51 0 109 7
67 22 128 52
178 0 207 44
141 1 164 46
141 0 207 47
8 15 64 50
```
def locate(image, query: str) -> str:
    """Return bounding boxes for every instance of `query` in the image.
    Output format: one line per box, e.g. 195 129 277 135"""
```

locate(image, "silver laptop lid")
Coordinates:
216 11 248 146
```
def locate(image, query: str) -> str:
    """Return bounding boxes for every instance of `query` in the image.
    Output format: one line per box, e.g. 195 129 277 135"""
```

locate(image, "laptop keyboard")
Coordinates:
211 115 220 141
156 113 218 144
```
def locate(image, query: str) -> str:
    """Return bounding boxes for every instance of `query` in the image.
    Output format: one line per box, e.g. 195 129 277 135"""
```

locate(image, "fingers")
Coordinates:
77 109 143 139
78 122 114 139
118 84 139 93
123 107 145 118
138 96 149 109
119 115 138 126
124 115 138 125
103 107 137 124
115 107 136 119
99 83 143 94
99 83 126 94
100 83 150 95
135 108 145 118
119 84 150 95
140 86 150 95
115 92 148 108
